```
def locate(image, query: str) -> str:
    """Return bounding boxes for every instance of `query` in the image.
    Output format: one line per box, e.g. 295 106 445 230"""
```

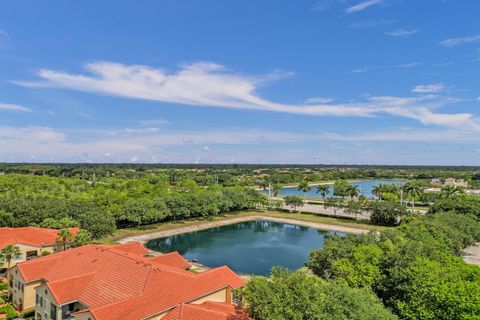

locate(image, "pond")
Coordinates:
146 220 344 275
267 179 404 198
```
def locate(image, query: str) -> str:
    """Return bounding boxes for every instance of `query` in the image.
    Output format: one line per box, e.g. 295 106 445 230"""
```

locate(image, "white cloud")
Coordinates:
1 125 479 163
412 83 446 94
124 127 161 134
77 112 91 118
386 28 419 38
45 110 56 115
345 0 383 14
0 30 9 49
305 97 333 104
137 118 169 126
13 61 478 130
0 102 32 112
0 126 65 143
440 35 480 47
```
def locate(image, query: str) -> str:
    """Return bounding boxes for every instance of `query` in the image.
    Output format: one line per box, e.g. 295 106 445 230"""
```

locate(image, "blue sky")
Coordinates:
1 0 479 165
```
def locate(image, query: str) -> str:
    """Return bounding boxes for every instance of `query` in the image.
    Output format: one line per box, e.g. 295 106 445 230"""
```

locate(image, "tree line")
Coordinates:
0 174 265 239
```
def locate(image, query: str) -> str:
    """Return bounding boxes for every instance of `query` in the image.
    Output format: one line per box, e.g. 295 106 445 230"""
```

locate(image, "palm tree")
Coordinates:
346 185 360 198
57 229 74 251
372 184 386 200
440 185 464 199
272 183 282 197
316 184 330 208
0 245 21 269
402 183 423 211
298 180 311 199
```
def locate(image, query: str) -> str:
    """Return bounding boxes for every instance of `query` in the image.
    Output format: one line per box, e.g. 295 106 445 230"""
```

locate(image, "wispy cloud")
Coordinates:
0 30 9 49
440 35 480 47
0 102 32 112
412 83 446 94
77 112 91 118
137 118 169 126
305 97 334 104
386 28 419 38
350 19 394 29
13 61 479 130
1 125 478 163
345 0 383 14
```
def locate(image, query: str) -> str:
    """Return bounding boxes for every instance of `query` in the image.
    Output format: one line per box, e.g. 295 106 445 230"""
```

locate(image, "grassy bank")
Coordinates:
101 210 386 244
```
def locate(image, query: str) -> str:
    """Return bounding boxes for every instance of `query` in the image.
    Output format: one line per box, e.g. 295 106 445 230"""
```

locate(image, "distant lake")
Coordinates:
265 179 404 198
146 220 343 275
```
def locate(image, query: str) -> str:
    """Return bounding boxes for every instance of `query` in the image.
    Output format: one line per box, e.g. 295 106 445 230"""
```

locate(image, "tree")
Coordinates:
297 180 311 199
402 182 423 210
316 184 330 207
272 183 282 197
57 228 74 251
41 217 79 229
284 196 304 212
324 197 340 216
0 245 21 268
345 199 363 219
333 180 350 202
242 267 397 320
440 185 464 199
73 230 92 247
346 184 360 198
369 202 407 226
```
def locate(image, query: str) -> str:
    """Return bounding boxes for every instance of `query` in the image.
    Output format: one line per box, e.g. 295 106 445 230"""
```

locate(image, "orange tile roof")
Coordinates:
163 302 252 320
15 242 245 320
149 252 191 269
0 227 79 249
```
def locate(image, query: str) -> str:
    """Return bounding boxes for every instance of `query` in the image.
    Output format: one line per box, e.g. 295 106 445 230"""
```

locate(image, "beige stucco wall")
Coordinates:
140 288 230 320
0 244 55 269
7 265 44 311
35 284 62 320
190 287 229 304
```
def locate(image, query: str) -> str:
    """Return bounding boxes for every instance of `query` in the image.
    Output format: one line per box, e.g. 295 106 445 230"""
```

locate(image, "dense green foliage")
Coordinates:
1 163 479 187
307 211 480 319
0 174 265 238
242 267 397 320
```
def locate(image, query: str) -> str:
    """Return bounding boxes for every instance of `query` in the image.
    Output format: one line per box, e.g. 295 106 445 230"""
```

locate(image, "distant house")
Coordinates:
0 227 79 271
7 242 250 320
431 178 468 187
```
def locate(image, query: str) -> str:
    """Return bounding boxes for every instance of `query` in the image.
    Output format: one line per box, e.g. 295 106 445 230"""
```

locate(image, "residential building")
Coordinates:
0 227 79 271
431 178 468 187
7 242 249 320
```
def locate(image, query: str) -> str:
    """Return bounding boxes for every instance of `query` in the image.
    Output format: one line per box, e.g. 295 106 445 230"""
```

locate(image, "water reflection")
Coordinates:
146 220 344 275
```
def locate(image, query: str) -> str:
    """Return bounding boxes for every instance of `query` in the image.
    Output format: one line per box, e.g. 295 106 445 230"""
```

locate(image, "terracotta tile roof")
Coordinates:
15 242 246 320
0 227 80 249
109 242 150 256
149 252 191 269
163 302 253 320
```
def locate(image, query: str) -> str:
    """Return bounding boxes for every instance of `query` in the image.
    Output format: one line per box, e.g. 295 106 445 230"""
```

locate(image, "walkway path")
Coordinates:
463 243 480 266
118 215 369 244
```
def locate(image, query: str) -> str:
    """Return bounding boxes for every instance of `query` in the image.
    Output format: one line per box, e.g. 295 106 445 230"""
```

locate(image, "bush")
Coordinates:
242 267 397 320
369 202 407 226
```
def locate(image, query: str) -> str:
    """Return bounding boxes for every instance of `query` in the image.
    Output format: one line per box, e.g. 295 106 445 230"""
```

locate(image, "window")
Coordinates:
50 302 57 320
36 294 40 306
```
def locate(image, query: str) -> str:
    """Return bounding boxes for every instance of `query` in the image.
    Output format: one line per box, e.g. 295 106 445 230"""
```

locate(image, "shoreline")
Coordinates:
117 215 369 244
463 243 480 266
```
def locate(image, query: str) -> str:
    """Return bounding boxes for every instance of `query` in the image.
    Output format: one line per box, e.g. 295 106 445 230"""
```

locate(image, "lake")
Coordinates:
146 220 343 275
268 179 403 198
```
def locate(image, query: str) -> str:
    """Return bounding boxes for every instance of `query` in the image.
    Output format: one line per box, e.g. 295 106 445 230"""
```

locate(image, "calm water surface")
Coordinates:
146 220 343 275
270 179 403 198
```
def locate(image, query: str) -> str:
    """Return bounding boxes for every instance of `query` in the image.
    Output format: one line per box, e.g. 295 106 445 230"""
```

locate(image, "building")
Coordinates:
0 227 80 271
431 178 468 187
7 242 249 320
